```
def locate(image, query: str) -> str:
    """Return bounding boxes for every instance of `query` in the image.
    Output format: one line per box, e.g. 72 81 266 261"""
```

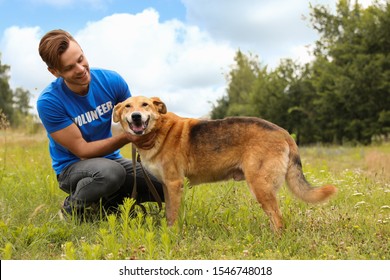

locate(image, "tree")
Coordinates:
210 95 229 119
250 60 290 127
251 59 319 144
11 87 32 127
0 56 14 123
0 54 33 128
211 50 261 118
14 87 32 116
310 0 390 144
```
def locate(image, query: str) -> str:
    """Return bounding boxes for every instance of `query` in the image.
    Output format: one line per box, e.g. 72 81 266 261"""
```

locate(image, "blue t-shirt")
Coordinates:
37 68 131 174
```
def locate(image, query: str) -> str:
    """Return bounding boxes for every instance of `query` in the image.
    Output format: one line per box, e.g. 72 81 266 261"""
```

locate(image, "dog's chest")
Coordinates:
140 159 163 181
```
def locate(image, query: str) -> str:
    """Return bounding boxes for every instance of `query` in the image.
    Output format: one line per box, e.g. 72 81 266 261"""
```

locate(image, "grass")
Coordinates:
0 129 389 260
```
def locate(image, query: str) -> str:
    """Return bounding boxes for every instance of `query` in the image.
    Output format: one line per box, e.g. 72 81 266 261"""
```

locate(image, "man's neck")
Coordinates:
65 81 89 96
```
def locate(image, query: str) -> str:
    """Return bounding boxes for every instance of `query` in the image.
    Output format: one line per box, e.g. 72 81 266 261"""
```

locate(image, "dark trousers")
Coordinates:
57 157 164 208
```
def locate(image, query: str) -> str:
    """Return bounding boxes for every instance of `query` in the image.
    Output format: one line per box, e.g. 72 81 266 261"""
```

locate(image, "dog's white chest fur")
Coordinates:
141 159 163 182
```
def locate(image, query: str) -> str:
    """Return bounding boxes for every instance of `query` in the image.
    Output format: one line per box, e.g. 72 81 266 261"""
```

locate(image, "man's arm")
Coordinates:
50 123 155 159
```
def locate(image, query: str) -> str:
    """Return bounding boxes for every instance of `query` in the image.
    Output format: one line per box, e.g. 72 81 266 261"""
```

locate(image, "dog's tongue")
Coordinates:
132 124 144 134
129 117 149 135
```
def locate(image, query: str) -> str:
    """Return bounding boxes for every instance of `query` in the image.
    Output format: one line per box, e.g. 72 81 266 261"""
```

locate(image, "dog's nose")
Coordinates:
131 112 142 121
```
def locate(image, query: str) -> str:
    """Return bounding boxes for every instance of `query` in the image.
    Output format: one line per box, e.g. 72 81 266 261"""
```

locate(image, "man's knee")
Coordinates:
73 159 127 201
99 160 127 189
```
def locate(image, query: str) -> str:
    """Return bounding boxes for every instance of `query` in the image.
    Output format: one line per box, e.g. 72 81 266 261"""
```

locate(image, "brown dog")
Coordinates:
113 96 337 233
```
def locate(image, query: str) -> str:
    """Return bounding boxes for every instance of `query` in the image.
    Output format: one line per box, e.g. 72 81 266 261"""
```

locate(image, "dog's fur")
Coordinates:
113 96 337 233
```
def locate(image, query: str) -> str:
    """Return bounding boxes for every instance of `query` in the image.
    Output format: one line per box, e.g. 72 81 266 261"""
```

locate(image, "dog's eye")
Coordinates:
142 103 148 107
125 104 131 108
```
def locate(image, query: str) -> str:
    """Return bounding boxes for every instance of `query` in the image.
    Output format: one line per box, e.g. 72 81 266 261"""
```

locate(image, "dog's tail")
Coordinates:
285 138 337 203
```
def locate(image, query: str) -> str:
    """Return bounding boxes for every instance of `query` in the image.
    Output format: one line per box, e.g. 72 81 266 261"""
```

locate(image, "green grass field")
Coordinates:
0 130 389 260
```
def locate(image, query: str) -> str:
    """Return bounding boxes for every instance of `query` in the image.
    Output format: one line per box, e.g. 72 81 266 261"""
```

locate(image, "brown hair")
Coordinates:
38 29 77 70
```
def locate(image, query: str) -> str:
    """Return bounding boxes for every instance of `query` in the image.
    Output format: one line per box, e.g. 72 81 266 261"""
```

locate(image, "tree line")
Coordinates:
211 0 390 145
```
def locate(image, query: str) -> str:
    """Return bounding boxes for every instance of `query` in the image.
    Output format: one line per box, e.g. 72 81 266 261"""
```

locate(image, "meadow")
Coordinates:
0 130 389 260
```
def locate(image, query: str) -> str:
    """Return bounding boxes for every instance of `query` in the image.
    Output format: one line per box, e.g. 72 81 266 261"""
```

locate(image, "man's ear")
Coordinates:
112 102 123 123
150 97 167 114
48 67 60 78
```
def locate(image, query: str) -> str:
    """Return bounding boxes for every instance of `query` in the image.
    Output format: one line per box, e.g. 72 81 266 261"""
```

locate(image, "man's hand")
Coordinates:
124 130 157 150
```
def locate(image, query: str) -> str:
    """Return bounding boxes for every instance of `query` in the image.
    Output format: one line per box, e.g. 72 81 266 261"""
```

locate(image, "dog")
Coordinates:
113 96 337 233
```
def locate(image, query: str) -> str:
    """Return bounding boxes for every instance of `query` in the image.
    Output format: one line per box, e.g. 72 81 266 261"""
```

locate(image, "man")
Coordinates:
37 29 164 218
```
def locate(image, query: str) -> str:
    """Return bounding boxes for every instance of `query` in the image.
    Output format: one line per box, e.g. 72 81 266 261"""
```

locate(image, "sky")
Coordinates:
0 0 378 118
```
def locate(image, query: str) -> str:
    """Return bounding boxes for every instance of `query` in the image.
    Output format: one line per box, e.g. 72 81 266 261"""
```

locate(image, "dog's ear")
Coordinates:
150 97 167 114
112 102 123 123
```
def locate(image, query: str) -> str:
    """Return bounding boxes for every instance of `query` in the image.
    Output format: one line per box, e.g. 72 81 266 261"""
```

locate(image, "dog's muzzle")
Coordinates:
127 112 150 135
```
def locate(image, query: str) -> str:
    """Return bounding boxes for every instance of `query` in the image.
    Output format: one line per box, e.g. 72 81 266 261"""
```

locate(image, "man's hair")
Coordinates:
38 29 77 70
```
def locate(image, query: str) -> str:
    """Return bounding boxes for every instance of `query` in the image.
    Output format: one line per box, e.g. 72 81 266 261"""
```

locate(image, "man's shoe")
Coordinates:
60 196 89 221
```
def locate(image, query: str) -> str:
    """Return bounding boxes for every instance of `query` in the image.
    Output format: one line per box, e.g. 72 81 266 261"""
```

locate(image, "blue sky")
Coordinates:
0 0 186 34
0 0 376 117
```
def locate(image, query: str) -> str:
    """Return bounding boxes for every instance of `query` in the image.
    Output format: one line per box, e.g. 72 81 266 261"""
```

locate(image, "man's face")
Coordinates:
51 40 91 93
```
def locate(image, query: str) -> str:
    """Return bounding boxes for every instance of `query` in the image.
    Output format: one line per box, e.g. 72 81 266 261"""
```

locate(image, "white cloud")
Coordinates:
182 0 316 66
1 9 234 118
76 9 235 117
181 0 380 66
0 26 52 111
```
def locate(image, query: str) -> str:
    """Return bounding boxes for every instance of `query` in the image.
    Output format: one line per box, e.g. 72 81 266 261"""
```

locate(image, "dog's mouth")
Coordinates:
127 115 150 135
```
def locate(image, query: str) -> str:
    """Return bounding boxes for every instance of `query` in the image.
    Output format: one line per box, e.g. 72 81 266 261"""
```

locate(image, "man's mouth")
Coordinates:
127 116 150 135
77 70 88 80
75 68 89 82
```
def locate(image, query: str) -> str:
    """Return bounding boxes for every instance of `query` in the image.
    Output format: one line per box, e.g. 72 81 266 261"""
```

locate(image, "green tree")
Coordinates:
251 59 318 144
0 56 14 123
250 60 289 126
211 50 261 118
0 54 33 128
310 0 390 144
210 95 229 119
11 87 32 127
14 87 32 116
280 61 319 144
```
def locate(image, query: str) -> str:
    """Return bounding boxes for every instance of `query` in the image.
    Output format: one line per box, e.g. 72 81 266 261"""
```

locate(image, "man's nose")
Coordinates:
75 63 84 72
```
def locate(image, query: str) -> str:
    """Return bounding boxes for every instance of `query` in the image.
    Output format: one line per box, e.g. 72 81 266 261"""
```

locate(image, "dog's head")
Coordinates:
113 96 167 135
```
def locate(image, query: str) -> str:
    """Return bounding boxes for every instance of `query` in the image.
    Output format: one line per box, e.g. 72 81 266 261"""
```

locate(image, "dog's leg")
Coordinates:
163 179 184 226
245 161 286 234
253 187 283 234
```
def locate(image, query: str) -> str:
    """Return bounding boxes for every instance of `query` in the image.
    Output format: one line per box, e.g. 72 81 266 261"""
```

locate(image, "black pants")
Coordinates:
57 157 164 208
